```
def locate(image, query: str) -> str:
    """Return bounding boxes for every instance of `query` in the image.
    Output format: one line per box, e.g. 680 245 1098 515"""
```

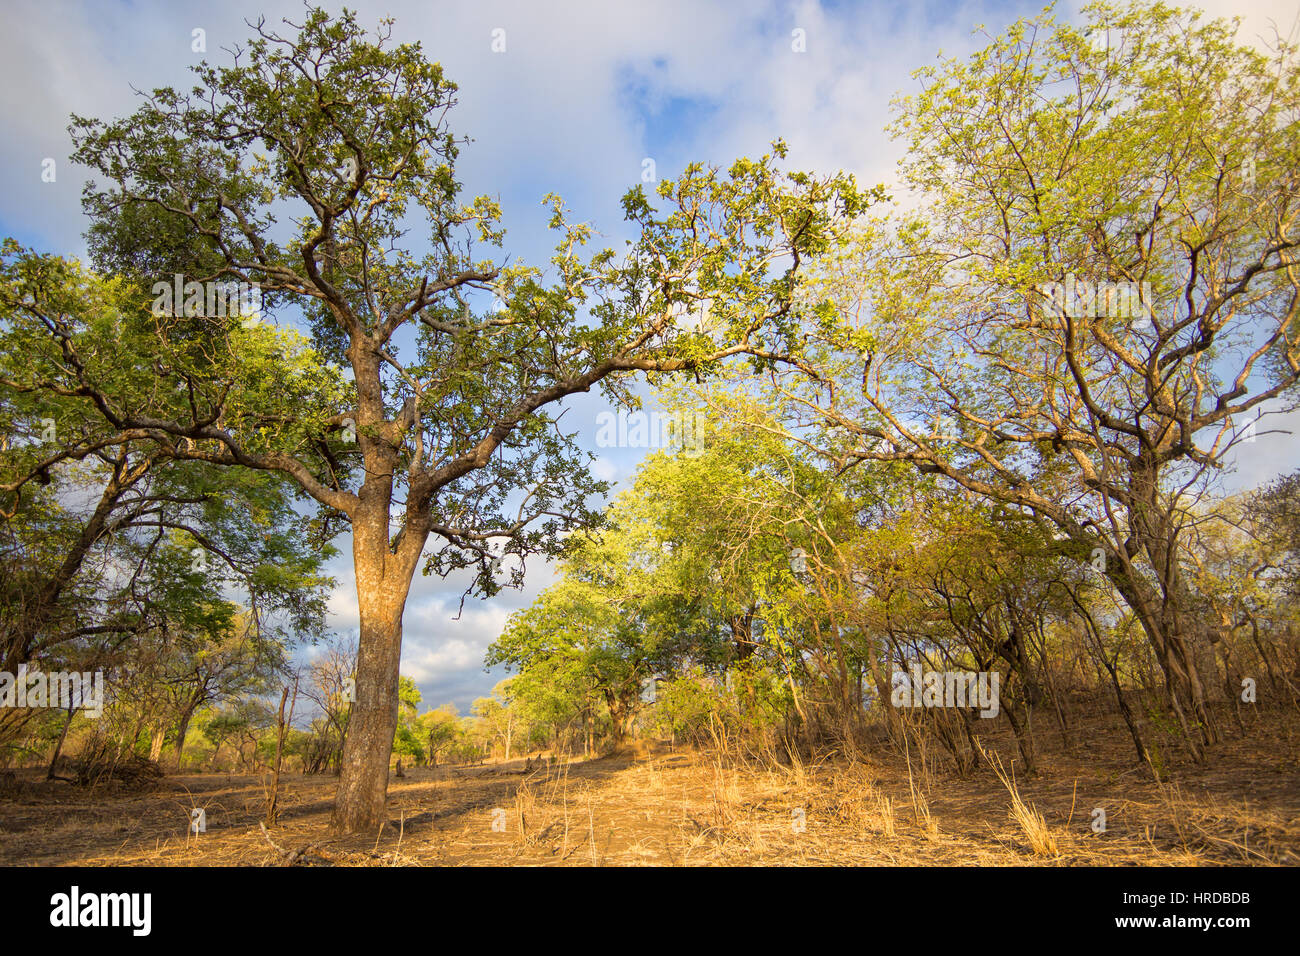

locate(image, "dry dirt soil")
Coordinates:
2 712 1297 866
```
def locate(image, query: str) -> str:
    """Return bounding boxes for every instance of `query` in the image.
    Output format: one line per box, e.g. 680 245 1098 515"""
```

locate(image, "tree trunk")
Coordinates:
267 684 293 827
330 498 416 833
174 705 197 772
46 706 75 781
1000 698 1036 773
1123 464 1217 755
1104 555 1207 762
329 341 430 833
125 714 146 759
1096 638 1151 770
331 572 410 831
148 725 166 762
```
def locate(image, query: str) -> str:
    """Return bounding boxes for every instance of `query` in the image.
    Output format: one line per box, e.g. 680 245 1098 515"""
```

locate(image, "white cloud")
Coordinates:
1223 401 1300 493
590 455 619 483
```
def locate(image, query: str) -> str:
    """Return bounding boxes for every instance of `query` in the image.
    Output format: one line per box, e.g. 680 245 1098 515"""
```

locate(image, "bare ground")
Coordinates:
2 711 1297 866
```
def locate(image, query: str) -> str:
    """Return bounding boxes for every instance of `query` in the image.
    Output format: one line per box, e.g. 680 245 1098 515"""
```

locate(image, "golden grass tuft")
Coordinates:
982 746 1059 858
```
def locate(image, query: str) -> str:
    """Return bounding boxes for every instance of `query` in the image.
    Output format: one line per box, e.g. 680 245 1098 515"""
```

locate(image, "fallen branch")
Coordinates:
258 821 336 866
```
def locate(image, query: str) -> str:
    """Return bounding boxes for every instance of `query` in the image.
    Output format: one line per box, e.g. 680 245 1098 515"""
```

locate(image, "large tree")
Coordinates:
58 9 869 830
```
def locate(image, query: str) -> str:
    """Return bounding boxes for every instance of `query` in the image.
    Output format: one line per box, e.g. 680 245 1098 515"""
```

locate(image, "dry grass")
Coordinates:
983 746 1060 858
1 712 1297 866
875 794 897 837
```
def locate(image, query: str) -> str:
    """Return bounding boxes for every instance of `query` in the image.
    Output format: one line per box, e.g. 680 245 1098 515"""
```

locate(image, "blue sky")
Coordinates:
2 0 1297 713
